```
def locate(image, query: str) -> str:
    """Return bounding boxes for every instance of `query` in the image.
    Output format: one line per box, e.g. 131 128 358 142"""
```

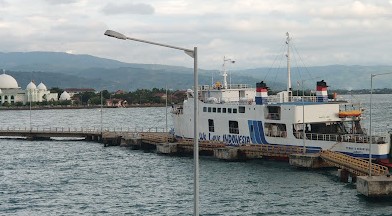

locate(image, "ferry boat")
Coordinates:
171 33 391 162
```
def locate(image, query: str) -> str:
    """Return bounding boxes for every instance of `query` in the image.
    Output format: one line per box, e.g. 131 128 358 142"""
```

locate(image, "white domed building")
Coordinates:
59 91 71 101
0 73 24 104
0 73 58 105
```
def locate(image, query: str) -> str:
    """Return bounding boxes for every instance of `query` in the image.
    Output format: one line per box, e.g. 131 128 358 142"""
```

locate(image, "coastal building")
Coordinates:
0 73 58 105
59 91 71 101
64 88 95 98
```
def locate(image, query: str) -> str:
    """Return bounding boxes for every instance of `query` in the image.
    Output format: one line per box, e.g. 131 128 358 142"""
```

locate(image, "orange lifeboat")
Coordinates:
338 110 362 118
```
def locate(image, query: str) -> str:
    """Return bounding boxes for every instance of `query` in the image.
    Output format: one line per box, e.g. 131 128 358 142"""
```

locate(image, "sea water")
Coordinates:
1 95 392 215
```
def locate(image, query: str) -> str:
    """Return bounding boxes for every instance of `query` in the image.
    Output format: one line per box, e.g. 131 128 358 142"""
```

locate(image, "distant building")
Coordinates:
64 88 95 97
59 91 71 101
114 90 125 95
105 99 127 107
0 73 58 105
154 92 167 100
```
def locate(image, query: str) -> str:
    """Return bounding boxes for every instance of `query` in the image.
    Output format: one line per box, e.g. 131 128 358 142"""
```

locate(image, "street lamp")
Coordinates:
301 80 306 153
369 72 392 177
100 90 103 135
104 30 200 215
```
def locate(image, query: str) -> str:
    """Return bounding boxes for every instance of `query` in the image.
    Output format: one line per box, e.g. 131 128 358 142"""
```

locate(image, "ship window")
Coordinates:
218 108 221 113
223 108 226 113
233 109 237 114
213 107 217 113
209 119 214 132
203 107 207 112
239 106 245 113
266 106 281 120
208 107 211 112
264 123 287 138
229 121 239 134
228 108 232 113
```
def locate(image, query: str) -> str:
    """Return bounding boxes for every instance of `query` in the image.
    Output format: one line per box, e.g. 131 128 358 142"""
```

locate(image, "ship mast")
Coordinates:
222 56 235 89
286 32 292 93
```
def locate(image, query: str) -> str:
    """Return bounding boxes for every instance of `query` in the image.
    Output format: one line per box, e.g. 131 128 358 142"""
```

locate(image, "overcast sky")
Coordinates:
0 0 391 70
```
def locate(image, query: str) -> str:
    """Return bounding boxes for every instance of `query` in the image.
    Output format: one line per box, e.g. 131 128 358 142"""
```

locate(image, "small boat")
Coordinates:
338 110 362 118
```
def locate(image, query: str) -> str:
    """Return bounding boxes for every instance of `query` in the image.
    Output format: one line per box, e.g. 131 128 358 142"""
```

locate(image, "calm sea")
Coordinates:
1 94 392 215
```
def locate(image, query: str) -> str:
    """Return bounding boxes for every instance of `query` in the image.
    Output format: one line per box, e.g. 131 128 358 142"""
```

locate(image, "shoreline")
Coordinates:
0 104 167 111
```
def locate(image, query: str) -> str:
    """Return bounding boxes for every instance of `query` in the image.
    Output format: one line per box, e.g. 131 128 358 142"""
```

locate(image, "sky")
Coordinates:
0 0 391 70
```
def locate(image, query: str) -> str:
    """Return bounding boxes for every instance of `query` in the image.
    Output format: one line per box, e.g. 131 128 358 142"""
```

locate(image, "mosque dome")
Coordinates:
37 82 47 91
26 81 37 90
0 73 19 89
60 91 71 100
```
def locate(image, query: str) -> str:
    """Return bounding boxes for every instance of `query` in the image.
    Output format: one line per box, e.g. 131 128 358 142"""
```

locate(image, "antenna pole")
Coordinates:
223 56 228 89
222 56 235 89
286 32 292 94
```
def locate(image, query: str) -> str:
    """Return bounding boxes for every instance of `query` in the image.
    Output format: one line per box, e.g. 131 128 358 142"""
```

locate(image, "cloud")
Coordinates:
102 3 155 15
0 0 391 70
44 0 78 5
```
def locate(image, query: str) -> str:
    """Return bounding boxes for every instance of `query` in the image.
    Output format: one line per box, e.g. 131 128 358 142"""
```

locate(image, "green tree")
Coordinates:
50 87 64 95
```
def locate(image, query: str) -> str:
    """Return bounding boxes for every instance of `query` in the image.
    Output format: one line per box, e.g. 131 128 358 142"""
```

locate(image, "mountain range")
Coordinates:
1 51 391 91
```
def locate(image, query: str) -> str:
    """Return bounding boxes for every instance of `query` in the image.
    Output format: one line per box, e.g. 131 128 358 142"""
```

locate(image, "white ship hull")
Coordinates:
173 98 391 159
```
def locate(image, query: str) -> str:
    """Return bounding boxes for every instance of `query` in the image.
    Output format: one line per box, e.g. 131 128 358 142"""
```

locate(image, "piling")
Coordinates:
289 153 331 169
213 147 240 161
337 169 350 183
156 143 178 155
357 175 392 198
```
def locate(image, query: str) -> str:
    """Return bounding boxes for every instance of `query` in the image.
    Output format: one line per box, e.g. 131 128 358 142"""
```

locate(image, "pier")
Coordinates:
0 127 391 198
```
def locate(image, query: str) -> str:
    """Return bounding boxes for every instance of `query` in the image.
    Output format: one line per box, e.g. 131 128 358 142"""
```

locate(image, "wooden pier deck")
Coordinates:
0 127 389 178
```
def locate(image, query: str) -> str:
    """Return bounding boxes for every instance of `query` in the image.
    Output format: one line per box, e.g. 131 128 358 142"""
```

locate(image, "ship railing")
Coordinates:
198 84 252 91
267 95 318 103
227 84 252 89
293 132 387 144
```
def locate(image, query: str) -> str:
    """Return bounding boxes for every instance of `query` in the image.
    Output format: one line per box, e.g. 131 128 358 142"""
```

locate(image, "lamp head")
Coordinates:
104 30 127 40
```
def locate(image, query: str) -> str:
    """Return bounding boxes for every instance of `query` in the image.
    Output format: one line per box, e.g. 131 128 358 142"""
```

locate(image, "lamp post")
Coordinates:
29 89 32 132
301 80 306 153
104 30 199 215
369 72 392 177
100 90 103 135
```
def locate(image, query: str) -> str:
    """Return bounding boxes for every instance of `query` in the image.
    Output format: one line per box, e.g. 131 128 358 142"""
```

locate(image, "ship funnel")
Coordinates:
316 80 328 102
256 81 268 105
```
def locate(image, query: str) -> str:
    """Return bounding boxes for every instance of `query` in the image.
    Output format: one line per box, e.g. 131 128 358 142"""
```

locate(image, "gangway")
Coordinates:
320 150 389 176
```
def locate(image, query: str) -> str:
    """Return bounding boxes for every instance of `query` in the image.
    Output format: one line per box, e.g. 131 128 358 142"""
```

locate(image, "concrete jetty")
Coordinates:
357 175 392 197
289 153 332 169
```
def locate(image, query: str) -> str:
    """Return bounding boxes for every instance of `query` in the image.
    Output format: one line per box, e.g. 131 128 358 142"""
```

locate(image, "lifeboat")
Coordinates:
338 110 362 118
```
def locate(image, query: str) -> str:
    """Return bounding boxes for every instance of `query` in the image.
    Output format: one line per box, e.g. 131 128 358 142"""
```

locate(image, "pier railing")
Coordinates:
0 126 168 134
320 150 389 176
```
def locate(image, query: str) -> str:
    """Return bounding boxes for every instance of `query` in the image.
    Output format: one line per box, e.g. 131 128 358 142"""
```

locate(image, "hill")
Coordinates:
0 52 391 91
